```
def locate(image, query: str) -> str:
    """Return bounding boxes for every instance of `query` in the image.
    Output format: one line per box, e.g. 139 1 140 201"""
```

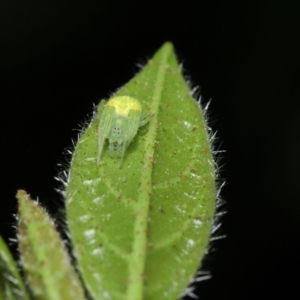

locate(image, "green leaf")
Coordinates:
16 190 85 300
66 42 216 300
0 235 29 300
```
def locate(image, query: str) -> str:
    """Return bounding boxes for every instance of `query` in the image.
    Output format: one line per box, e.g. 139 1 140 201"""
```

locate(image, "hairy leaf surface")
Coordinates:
0 235 29 300
66 42 216 300
17 190 85 300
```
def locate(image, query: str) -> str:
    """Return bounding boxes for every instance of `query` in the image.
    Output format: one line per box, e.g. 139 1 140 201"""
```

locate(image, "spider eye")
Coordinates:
112 127 122 136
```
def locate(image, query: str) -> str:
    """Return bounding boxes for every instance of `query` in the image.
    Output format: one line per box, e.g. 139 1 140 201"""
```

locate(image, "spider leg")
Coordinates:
139 110 153 127
97 99 107 115
127 109 141 144
97 103 115 165
118 109 141 167
119 140 127 168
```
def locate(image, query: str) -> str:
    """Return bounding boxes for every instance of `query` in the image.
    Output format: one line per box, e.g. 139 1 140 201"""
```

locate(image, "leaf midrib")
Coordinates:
125 43 172 300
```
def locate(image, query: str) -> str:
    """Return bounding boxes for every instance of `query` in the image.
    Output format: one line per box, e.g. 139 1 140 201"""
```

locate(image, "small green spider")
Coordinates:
96 95 152 166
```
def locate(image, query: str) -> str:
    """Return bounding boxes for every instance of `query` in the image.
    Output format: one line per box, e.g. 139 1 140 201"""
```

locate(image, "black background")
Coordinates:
1 1 299 299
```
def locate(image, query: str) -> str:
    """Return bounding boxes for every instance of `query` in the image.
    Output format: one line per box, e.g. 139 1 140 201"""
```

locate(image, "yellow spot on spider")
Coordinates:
107 96 142 117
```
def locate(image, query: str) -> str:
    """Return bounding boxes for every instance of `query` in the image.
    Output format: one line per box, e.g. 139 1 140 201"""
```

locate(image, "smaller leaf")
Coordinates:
0 235 29 300
16 190 85 300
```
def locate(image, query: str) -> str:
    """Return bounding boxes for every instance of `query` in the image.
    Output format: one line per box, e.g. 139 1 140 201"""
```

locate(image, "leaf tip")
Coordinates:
160 41 174 52
16 189 30 202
